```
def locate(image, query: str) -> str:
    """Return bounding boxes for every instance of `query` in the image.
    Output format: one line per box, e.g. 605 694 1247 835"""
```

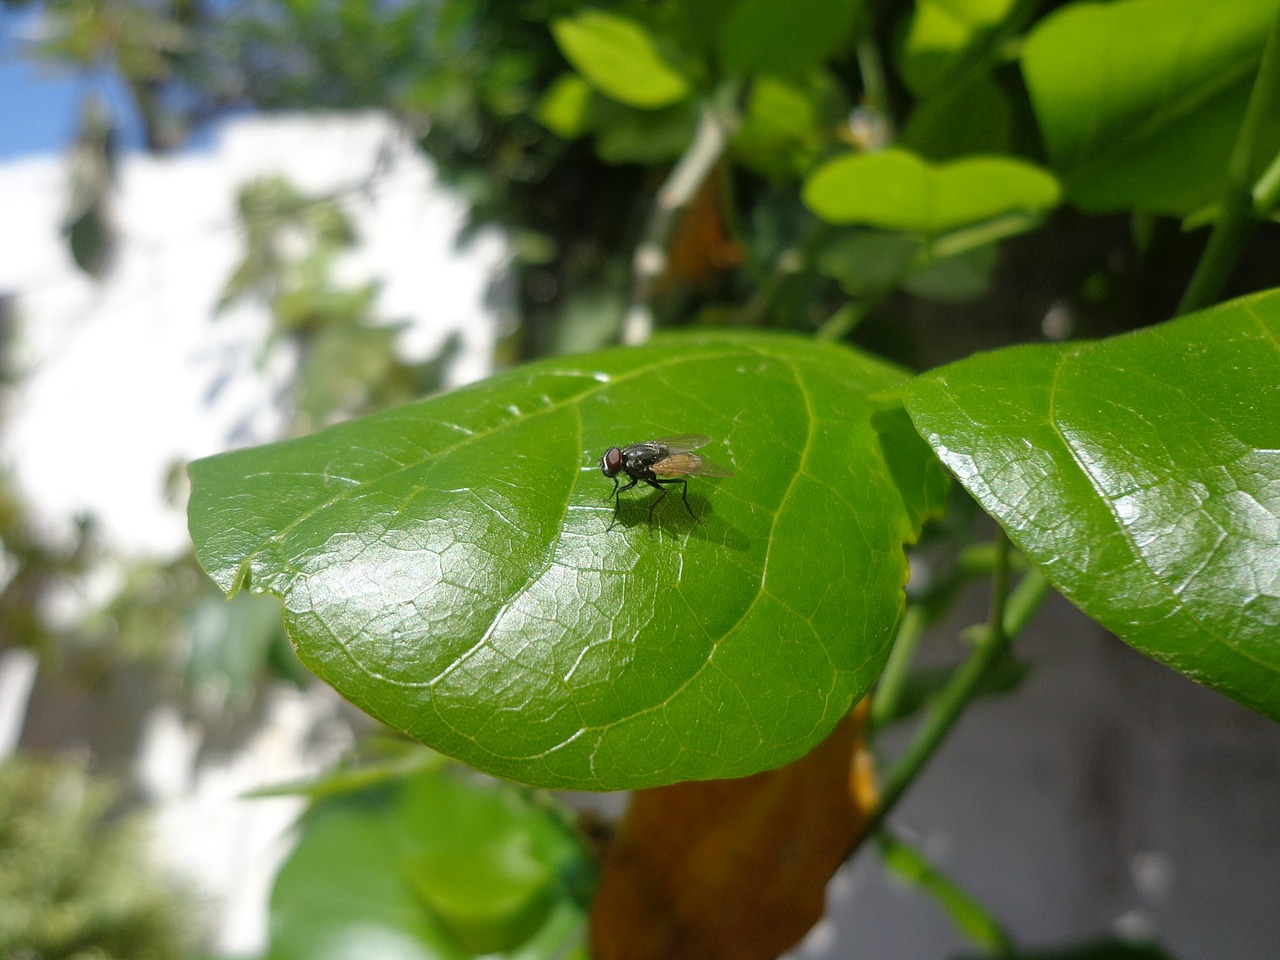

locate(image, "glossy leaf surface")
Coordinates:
1022 0 1280 215
802 149 1060 235
904 292 1280 719
189 334 946 788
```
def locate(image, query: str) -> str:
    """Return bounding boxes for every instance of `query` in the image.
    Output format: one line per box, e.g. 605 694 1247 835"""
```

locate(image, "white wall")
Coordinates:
0 111 507 954
0 111 506 556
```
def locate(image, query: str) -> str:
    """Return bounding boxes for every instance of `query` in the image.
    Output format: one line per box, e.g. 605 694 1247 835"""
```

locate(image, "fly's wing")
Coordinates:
652 434 712 452
651 450 736 477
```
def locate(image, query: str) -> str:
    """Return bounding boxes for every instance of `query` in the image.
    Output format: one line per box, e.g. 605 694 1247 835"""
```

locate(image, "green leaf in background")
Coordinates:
902 290 1280 720
816 229 998 303
266 766 592 959
901 73 1012 160
536 73 593 139
732 75 827 180
189 334 947 789
592 98 701 165
899 0 1018 95
551 11 691 110
1022 0 1280 216
719 0 860 77
802 149 1060 235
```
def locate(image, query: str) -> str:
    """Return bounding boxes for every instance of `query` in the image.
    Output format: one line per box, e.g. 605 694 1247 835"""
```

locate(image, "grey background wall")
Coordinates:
800 591 1280 959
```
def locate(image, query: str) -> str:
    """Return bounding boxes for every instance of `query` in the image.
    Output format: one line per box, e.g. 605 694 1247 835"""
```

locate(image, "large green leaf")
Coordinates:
802 148 1059 235
266 765 592 959
550 11 691 109
903 291 1280 720
188 333 947 789
1021 0 1280 215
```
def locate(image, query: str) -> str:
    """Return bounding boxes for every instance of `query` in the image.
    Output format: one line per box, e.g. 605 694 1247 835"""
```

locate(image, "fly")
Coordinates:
598 434 734 534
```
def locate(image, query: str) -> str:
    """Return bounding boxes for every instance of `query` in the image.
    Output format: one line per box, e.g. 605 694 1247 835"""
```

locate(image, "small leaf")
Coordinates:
188 333 944 789
1022 0 1280 215
732 75 826 180
802 149 1060 235
903 290 1280 720
537 73 594 139
551 11 691 109
590 705 875 960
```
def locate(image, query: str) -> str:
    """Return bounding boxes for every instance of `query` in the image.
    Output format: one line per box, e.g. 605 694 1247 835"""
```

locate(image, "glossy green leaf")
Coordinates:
903 290 1280 720
188 333 947 789
720 0 860 77
551 11 691 109
802 148 1060 235
266 766 591 959
1022 0 1280 215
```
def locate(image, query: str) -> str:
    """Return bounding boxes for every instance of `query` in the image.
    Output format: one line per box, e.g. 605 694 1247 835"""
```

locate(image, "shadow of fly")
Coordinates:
598 434 734 536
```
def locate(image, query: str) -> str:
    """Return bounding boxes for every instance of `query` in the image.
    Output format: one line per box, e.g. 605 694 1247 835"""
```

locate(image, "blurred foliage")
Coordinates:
261 759 595 959
218 175 461 433
0 753 202 958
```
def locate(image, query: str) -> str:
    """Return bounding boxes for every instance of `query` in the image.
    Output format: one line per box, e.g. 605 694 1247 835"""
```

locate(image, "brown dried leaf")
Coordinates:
590 701 876 960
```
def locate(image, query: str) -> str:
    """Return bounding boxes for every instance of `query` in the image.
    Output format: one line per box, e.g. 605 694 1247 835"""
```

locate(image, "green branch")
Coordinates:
853 535 1051 858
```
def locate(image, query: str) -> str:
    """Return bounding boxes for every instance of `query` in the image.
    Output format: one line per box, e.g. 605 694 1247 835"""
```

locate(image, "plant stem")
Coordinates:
855 533 1034 853
871 602 929 729
877 830 1015 955
1177 6 1280 315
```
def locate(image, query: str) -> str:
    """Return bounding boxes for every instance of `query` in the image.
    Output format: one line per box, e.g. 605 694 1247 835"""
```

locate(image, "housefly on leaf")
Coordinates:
598 434 734 535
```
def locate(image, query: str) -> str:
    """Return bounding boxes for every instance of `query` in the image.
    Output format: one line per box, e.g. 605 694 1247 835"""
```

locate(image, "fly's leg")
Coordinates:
643 478 699 537
606 476 637 531
675 478 697 523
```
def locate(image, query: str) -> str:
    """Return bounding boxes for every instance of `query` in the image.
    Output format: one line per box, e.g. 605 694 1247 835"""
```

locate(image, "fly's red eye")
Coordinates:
601 447 622 476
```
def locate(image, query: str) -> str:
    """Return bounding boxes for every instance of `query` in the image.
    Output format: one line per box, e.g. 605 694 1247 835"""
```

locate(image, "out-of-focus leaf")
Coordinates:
720 0 860 77
593 99 700 165
590 704 876 960
62 98 117 279
1022 0 1280 215
903 290 1280 720
902 243 999 303
901 73 1012 160
188 333 947 789
538 73 594 138
732 75 827 180
551 11 692 109
803 149 1060 235
818 231 923 296
266 766 592 959
899 0 1018 94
